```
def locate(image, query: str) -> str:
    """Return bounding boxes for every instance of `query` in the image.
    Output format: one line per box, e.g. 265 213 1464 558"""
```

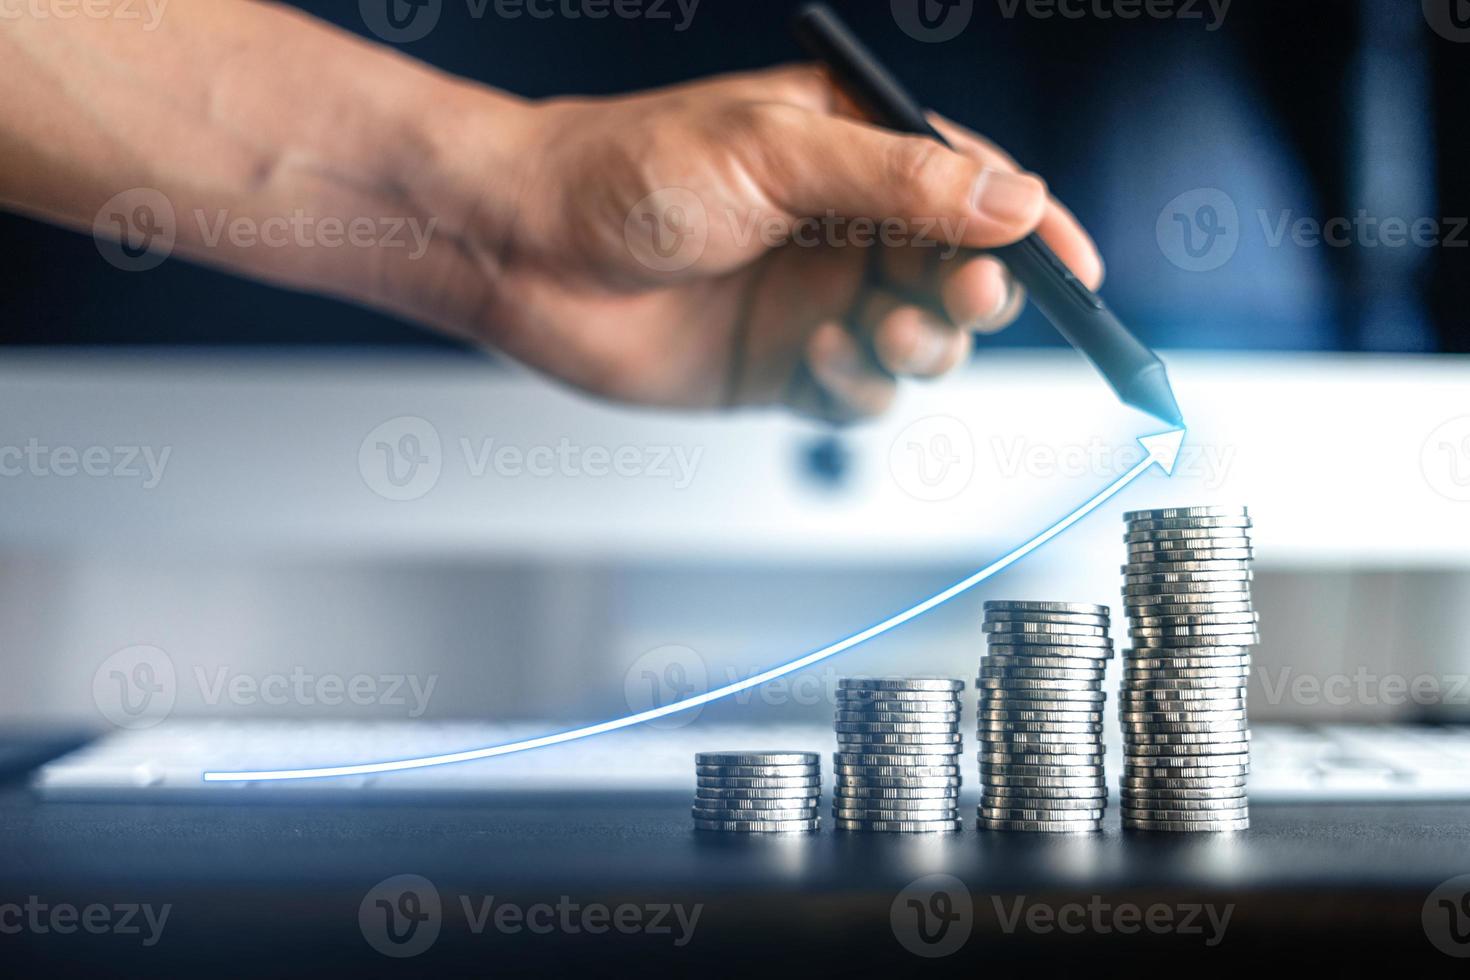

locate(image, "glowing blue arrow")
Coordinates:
205 428 1185 782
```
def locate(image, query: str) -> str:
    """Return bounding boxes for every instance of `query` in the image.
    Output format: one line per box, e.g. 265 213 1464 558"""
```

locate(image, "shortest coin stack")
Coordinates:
833 678 964 832
977 600 1112 833
693 751 821 832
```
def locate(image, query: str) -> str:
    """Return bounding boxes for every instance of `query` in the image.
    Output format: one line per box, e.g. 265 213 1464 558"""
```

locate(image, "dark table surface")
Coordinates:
4 755 1470 975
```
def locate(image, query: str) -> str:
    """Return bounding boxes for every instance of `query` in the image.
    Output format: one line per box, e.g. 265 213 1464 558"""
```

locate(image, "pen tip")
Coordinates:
1123 363 1185 429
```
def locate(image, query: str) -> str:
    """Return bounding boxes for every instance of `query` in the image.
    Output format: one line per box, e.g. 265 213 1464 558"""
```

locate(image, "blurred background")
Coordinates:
2 0 1469 740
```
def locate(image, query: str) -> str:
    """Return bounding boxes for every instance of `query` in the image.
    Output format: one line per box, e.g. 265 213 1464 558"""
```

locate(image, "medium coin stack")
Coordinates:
977 600 1112 832
1120 505 1256 832
833 678 963 832
693 751 821 832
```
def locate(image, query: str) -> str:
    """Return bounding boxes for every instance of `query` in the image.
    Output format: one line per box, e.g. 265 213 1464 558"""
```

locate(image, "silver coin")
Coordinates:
1120 787 1246 802
984 600 1110 616
1123 537 1252 552
1126 515 1253 532
982 621 1109 637
1125 655 1251 670
1118 686 1247 701
1124 758 1250 775
836 690 961 704
1119 721 1250 737
978 817 1101 833
1123 816 1249 832
985 644 1113 662
1119 793 1248 810
833 806 959 821
695 764 820 778
694 787 821 802
983 764 1107 780
1126 736 1251 753
833 751 962 766
1124 526 1252 543
1130 621 1261 637
1119 712 1249 727
985 632 1113 648
978 708 1106 724
1121 803 1249 820
1125 505 1249 521
834 711 961 726
985 614 1112 630
981 773 1105 789
977 677 1103 693
1121 774 1247 790
834 777 961 791
835 721 960 735
982 752 1103 769
831 794 959 810
1123 665 1251 680
838 678 964 692
1123 557 1254 573
835 731 962 745
697 775 821 790
983 787 1108 802
1120 676 1250 692
977 720 1103 734
979 666 1107 683
835 818 962 832
980 730 1102 746
1125 730 1251 747
980 805 1105 822
1130 612 1259 628
833 761 960 776
1129 635 1261 650
693 817 820 833
696 752 819 767
983 654 1113 671
981 688 1107 704
692 805 819 820
834 785 960 800
1125 600 1255 617
1123 570 1253 587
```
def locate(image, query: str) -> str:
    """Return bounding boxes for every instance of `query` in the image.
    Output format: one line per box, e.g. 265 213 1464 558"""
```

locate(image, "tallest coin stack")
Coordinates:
1119 505 1257 832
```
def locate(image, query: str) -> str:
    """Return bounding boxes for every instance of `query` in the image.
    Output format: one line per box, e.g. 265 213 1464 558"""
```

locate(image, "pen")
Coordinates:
793 2 1185 428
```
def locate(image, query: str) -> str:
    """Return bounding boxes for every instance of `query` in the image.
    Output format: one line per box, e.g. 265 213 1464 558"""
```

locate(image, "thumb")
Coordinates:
737 104 1047 249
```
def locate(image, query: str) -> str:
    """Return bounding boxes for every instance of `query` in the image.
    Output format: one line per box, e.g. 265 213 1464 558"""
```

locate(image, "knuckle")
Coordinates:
885 139 952 208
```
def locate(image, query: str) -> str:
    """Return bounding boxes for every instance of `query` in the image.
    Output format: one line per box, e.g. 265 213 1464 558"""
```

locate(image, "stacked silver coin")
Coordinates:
833 678 963 832
693 751 821 832
977 600 1112 832
1120 505 1256 832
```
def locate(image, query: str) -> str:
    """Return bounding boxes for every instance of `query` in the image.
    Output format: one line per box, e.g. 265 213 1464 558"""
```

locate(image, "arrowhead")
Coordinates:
1138 429 1186 476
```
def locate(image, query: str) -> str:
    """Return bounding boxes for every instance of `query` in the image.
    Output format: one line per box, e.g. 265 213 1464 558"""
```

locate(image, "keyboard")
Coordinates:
32 720 1470 802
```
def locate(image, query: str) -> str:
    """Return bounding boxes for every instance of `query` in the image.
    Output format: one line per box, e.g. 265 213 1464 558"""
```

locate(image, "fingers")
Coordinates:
937 255 1023 334
800 321 897 423
930 113 1104 290
854 291 972 377
741 105 1047 249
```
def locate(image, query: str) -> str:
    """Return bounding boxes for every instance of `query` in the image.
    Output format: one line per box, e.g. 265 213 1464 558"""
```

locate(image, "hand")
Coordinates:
419 65 1104 423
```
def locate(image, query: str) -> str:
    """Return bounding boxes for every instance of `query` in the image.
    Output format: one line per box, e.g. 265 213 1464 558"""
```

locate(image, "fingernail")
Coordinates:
907 322 953 373
971 168 1044 225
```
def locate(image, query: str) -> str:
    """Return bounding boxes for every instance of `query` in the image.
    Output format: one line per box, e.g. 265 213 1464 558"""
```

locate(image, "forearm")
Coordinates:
0 0 532 317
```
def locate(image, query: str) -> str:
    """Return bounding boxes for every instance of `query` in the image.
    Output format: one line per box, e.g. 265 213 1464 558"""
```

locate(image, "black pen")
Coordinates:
793 3 1184 429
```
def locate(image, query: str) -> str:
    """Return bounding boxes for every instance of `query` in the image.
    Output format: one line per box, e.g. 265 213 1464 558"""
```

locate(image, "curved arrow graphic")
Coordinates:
204 429 1185 782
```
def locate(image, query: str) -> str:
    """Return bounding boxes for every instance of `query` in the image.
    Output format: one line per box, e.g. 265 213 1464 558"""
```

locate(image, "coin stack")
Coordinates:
832 678 964 832
977 600 1112 832
692 751 821 832
1120 505 1256 832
